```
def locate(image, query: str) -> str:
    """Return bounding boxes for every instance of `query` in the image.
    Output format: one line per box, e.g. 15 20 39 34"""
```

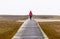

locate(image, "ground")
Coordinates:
0 18 60 39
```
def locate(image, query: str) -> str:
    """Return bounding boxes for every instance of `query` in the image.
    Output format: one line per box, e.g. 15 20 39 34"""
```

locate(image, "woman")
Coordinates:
29 11 32 20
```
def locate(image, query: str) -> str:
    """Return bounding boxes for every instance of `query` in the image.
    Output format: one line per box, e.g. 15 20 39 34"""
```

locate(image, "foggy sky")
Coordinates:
0 0 60 15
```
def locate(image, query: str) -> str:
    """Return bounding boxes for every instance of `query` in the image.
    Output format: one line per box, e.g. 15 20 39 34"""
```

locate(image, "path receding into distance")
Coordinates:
12 19 49 39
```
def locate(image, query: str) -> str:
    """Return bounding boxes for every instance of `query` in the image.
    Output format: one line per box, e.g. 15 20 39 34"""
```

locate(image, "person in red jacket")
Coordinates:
29 11 32 20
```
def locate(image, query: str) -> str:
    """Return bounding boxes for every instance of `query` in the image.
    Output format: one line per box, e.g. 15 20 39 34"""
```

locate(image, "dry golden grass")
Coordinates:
0 21 23 39
39 22 60 39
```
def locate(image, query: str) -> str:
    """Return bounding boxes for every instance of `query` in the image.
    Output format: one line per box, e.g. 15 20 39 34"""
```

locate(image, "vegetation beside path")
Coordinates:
39 22 60 39
0 21 23 39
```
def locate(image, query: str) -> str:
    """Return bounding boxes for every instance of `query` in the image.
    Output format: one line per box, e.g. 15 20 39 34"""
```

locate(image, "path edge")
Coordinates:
36 22 49 39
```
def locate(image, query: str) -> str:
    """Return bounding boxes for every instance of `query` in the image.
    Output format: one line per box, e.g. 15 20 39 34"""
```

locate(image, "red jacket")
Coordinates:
29 11 32 16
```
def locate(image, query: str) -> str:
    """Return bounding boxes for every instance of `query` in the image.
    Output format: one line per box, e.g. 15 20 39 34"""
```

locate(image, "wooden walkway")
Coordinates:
12 19 48 39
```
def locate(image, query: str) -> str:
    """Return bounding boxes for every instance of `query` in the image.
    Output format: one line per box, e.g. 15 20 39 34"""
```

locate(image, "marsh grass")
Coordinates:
0 21 23 39
39 22 60 39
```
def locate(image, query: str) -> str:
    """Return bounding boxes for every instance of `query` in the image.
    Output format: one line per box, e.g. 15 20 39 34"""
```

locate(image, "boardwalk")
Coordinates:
12 19 48 39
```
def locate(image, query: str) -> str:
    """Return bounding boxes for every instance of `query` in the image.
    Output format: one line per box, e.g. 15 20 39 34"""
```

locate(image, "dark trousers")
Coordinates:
30 16 32 20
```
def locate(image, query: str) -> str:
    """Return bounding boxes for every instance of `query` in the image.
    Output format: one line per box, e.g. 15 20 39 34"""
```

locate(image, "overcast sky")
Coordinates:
0 0 60 15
